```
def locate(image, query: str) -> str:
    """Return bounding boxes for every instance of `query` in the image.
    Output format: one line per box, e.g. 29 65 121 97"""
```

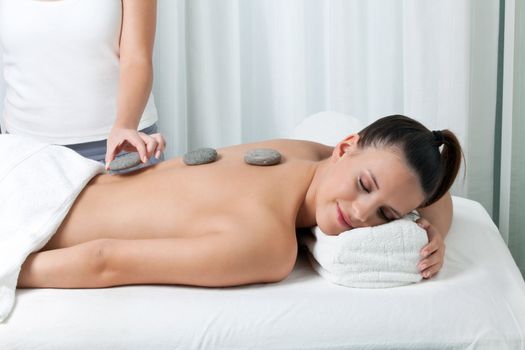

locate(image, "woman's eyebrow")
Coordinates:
368 170 402 218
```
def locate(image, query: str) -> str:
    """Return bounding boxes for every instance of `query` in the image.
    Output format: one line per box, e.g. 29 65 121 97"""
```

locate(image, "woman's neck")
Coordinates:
295 158 329 228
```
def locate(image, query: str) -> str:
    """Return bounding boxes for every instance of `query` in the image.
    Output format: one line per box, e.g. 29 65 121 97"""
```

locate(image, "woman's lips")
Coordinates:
336 202 353 229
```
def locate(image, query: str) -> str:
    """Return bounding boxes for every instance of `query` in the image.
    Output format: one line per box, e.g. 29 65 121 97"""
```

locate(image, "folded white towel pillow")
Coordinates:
299 218 428 288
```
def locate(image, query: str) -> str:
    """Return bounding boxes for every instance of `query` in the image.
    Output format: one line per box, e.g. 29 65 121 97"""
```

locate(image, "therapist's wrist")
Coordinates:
112 119 140 130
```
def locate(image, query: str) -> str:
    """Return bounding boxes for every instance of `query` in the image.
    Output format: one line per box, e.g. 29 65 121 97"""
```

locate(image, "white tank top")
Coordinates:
0 0 158 144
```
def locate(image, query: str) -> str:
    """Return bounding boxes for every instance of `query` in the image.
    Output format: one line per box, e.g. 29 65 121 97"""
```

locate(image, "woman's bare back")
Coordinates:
42 139 332 251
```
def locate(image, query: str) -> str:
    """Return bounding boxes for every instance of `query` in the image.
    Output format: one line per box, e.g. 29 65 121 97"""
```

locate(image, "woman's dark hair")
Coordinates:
357 115 463 207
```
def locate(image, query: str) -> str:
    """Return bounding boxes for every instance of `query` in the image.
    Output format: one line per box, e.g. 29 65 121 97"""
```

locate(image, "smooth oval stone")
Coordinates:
183 147 218 165
108 152 142 171
244 148 281 166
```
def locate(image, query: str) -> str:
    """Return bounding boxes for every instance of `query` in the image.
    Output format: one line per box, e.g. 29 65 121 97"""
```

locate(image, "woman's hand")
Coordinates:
416 217 445 279
105 127 166 170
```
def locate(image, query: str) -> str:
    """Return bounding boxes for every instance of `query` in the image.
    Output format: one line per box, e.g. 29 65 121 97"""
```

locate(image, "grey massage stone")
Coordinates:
183 147 218 165
244 148 282 166
108 152 142 171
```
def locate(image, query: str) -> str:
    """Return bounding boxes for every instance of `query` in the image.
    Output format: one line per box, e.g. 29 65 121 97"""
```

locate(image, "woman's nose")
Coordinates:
352 199 374 224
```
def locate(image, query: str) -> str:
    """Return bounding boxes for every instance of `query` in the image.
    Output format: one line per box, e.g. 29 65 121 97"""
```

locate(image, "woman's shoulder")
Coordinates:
231 138 334 162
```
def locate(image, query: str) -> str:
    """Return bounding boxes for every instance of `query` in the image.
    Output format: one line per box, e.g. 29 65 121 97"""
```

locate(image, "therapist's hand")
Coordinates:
416 217 445 279
105 127 166 170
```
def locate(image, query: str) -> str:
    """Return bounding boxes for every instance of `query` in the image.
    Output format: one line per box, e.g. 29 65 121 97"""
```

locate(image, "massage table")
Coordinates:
1 112 524 349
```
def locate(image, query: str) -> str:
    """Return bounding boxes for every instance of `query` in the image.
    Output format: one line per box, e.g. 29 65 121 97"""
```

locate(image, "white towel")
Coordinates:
0 134 104 322
299 218 428 288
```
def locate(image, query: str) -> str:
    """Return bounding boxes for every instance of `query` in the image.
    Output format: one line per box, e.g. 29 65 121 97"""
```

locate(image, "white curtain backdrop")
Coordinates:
500 0 525 275
0 51 4 133
0 0 500 219
153 0 499 215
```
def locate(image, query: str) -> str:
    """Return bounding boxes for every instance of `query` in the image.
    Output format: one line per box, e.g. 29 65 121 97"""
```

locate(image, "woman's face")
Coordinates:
316 135 426 235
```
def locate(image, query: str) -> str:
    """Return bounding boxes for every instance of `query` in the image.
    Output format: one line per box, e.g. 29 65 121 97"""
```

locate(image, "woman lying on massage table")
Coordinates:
17 115 462 289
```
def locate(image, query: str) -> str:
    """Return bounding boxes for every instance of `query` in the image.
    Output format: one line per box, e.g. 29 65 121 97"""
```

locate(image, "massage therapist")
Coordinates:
0 0 166 173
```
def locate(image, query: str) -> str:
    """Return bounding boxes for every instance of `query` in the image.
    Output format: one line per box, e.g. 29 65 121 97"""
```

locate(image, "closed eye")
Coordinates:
358 177 393 222
358 177 370 193
379 208 391 222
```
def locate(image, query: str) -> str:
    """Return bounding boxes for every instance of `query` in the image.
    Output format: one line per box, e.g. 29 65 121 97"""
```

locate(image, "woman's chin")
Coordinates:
317 221 340 236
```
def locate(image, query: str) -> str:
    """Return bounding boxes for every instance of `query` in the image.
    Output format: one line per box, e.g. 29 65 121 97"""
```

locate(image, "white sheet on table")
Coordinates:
1 197 524 349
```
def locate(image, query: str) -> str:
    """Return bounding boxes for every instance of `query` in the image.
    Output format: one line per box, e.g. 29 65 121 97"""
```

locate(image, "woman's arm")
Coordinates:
105 0 163 166
418 191 453 239
414 191 453 279
18 228 296 289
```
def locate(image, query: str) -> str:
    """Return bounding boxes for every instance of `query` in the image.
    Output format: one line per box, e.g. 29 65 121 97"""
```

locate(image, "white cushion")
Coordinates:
290 111 363 145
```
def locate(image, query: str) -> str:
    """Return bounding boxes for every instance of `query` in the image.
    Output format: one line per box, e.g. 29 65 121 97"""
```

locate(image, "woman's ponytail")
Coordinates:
422 129 463 207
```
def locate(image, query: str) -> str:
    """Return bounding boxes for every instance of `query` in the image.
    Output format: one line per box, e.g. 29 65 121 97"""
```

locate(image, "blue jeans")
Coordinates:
64 123 165 174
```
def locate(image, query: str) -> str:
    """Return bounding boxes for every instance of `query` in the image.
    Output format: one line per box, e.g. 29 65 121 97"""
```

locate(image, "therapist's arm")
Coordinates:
105 0 163 166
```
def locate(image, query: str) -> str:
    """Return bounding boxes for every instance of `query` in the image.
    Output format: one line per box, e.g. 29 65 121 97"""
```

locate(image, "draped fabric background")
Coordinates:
153 0 498 212
502 0 525 276
0 51 3 133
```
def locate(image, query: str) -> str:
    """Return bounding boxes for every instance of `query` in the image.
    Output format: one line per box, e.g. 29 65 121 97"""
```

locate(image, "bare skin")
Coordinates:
17 137 452 289
107 0 165 166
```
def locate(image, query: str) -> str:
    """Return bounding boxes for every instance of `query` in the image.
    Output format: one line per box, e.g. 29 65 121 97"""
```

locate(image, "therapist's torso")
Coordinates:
0 0 158 144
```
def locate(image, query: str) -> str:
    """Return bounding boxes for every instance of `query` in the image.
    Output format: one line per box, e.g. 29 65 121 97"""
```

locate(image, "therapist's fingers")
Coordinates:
113 131 149 163
105 138 124 168
149 133 166 158
138 132 159 160
125 133 149 163
105 128 145 166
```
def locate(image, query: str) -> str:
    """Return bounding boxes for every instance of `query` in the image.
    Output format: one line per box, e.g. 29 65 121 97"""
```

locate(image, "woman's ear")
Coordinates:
331 134 360 162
